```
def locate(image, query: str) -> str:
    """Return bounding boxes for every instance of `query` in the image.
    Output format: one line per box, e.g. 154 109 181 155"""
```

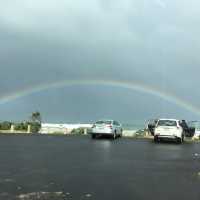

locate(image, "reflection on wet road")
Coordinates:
0 135 200 200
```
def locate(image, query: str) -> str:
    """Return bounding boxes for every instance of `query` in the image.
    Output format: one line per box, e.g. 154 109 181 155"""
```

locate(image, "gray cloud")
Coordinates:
0 0 200 122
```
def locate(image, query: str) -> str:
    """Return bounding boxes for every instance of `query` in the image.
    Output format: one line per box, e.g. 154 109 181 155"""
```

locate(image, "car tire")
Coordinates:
154 137 159 143
177 137 183 144
91 134 96 139
182 134 185 142
113 131 116 139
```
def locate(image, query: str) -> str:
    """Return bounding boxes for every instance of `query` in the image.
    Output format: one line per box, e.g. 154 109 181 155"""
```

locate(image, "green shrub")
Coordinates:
14 121 41 133
0 121 12 130
14 122 28 131
71 128 86 135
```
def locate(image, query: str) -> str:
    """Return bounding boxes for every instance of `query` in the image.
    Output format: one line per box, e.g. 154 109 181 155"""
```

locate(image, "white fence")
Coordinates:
40 123 92 134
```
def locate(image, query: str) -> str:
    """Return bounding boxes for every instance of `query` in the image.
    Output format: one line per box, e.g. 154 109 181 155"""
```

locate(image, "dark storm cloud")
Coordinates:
0 0 200 121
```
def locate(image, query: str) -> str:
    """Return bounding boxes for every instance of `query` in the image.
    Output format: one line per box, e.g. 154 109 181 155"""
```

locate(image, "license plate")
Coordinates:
97 126 104 129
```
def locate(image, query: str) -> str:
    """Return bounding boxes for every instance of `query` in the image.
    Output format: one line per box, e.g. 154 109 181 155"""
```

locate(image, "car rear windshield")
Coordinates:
96 121 112 125
157 120 177 127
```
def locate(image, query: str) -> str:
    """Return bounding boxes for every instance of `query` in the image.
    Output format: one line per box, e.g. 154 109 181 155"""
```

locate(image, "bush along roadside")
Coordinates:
14 122 28 131
71 128 90 135
0 121 41 133
0 121 12 130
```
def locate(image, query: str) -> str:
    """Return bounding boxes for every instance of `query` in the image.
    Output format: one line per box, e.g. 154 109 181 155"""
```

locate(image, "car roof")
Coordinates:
158 118 179 122
96 120 114 122
95 120 121 123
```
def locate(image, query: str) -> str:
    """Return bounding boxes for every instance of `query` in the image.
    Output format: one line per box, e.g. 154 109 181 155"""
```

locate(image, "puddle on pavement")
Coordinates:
12 191 93 200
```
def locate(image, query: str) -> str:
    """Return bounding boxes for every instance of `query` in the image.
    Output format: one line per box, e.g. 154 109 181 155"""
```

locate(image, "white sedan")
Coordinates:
91 120 123 139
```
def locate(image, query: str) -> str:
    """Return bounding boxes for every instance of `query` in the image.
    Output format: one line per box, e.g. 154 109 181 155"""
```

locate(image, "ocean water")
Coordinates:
122 122 146 130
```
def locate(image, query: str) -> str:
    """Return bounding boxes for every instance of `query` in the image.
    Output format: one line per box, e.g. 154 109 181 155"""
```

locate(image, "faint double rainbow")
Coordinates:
0 79 200 116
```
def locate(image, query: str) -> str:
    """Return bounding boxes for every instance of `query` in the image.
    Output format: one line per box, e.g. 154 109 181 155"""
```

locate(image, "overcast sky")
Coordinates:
0 0 200 123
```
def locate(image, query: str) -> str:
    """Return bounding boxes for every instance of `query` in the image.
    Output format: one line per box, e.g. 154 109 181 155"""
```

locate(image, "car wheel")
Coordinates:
182 134 185 142
91 134 96 139
113 131 116 139
177 137 182 144
154 137 158 143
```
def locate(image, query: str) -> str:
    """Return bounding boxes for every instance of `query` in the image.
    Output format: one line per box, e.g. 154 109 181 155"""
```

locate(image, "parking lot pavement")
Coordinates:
0 135 200 200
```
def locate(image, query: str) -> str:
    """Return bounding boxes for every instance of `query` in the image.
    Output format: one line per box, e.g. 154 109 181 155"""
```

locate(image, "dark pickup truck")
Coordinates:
179 120 195 137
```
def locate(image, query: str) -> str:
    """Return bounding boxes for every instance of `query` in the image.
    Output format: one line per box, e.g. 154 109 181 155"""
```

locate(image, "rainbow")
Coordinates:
0 79 200 116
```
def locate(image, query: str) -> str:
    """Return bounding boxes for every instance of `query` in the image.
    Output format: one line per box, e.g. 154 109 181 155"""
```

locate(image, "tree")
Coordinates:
30 111 42 124
28 112 42 133
29 122 41 133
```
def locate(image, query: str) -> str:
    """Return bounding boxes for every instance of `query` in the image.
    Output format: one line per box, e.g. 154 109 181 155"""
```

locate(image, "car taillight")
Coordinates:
107 125 113 129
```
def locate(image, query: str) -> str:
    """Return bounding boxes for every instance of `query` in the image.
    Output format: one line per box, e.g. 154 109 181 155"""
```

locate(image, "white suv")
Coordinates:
154 119 184 143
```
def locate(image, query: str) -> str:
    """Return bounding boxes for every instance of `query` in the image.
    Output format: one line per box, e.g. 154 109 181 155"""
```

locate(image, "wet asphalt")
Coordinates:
0 135 200 200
